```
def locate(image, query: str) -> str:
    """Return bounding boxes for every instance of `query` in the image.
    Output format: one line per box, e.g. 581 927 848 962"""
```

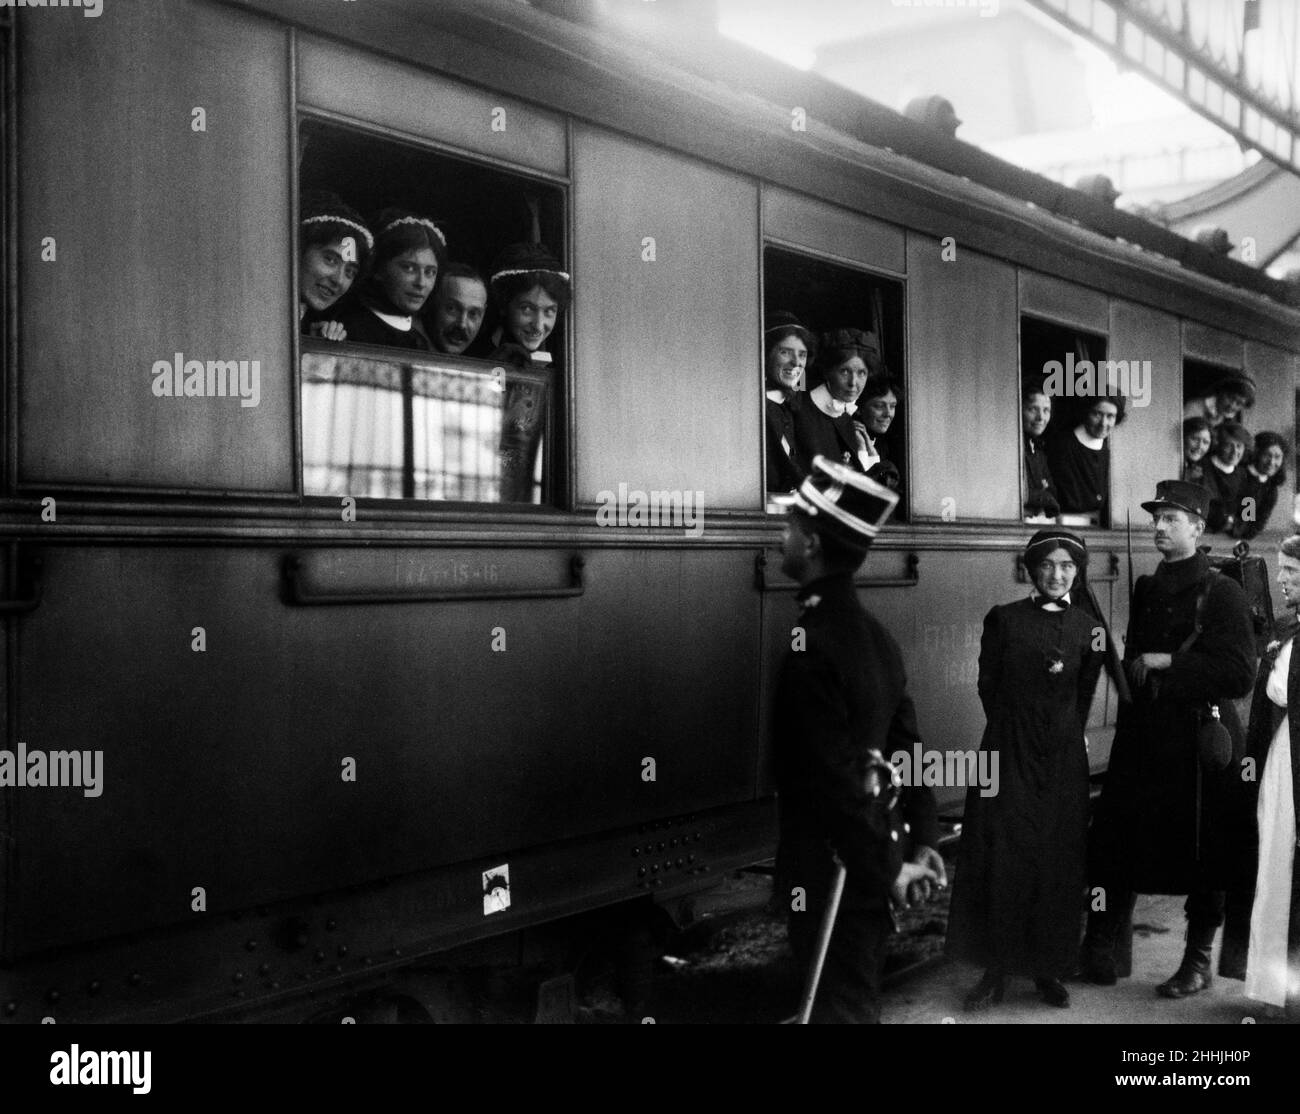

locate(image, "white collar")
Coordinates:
1246 463 1266 481
766 388 790 404
1073 425 1104 450
811 383 856 418
1211 456 1235 475
369 305 412 331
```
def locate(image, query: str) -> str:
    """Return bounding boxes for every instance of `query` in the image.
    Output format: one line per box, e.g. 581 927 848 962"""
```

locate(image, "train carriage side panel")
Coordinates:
296 35 567 178
17 0 293 492
761 186 905 277
1183 321 1245 369
1107 300 1182 529
1019 270 1109 335
7 542 760 956
571 123 760 508
904 234 1019 522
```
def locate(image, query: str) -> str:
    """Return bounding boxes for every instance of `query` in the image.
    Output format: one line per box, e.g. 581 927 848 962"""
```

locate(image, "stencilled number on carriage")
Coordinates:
923 623 976 656
940 236 957 262
492 106 507 132
791 106 806 132
943 660 978 689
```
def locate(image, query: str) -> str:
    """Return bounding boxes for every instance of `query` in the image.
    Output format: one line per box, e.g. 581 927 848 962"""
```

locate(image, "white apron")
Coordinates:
1246 638 1297 1007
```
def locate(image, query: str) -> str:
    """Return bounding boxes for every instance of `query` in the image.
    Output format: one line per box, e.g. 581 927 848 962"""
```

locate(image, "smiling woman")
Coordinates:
298 190 372 340
336 209 447 351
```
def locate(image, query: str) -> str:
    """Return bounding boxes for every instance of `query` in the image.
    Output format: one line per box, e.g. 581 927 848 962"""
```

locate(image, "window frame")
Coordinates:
291 107 573 515
759 240 910 514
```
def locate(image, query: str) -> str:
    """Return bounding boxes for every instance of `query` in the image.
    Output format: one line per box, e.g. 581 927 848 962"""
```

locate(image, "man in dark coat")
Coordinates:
1082 479 1257 997
773 456 944 1023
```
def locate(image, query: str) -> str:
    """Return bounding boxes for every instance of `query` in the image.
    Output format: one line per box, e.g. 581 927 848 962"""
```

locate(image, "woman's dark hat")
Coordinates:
1212 373 1256 407
775 455 898 549
1217 421 1253 451
489 242 571 287
819 327 880 360
764 311 814 348
1023 529 1087 571
1141 479 1211 520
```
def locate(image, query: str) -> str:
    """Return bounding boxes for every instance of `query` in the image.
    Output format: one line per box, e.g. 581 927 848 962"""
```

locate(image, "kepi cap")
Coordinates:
776 455 898 550
1141 479 1211 520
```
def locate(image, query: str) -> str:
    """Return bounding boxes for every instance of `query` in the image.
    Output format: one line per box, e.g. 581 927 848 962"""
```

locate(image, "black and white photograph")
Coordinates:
4 0 1300 1092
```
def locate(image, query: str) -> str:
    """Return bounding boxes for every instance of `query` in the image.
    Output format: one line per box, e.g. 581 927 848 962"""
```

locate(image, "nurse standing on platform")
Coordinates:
946 529 1105 1012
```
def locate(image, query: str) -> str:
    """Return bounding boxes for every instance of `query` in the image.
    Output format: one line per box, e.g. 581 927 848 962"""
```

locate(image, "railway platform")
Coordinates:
885 893 1282 1024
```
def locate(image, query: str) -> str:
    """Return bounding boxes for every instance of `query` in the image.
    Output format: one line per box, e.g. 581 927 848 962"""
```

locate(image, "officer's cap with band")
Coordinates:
776 455 899 551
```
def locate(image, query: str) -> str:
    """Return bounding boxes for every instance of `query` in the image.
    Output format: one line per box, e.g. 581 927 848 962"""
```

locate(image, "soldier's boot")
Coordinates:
1156 920 1216 999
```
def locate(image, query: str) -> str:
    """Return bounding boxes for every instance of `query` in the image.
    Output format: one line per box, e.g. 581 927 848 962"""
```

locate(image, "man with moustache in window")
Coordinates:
429 263 491 359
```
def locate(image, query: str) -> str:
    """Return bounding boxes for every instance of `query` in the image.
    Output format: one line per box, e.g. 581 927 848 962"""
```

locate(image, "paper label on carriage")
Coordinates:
483 864 511 915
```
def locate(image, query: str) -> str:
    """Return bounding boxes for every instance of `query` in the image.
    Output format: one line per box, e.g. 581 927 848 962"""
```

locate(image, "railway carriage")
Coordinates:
2 0 1298 1022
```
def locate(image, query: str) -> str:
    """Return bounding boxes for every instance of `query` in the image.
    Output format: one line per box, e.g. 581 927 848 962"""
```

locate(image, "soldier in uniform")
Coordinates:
1081 479 1257 997
773 456 944 1023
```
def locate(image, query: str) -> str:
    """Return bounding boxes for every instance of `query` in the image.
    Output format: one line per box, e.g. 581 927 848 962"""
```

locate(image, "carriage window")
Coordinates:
1020 317 1114 528
296 119 565 505
762 247 906 518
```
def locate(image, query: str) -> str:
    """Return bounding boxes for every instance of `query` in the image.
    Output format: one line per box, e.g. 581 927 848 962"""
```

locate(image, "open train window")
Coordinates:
1020 317 1114 528
1182 358 1262 535
296 119 566 505
762 247 906 520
